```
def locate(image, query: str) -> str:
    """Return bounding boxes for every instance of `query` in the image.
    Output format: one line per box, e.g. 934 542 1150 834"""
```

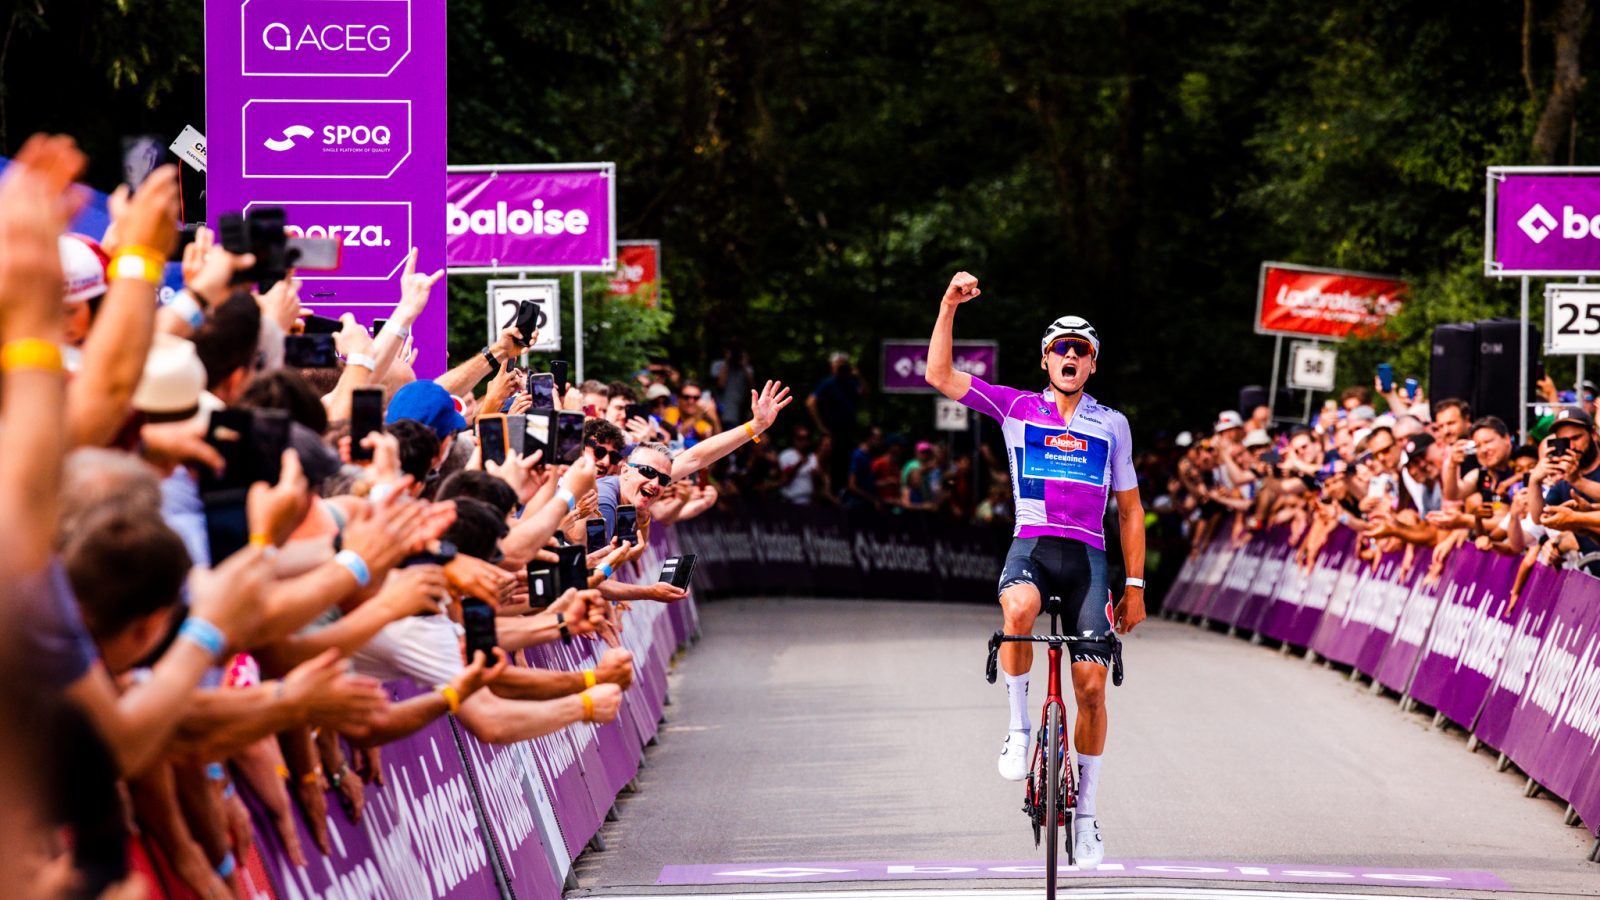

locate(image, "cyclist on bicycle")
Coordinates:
925 271 1147 867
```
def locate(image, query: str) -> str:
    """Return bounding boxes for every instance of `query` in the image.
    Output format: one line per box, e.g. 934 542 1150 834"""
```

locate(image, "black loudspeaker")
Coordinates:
1473 317 1539 430
1238 385 1268 415
1430 323 1478 409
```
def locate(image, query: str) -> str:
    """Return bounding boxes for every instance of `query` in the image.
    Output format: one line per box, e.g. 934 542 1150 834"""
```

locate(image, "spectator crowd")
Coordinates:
0 136 796 898
1150 369 1600 602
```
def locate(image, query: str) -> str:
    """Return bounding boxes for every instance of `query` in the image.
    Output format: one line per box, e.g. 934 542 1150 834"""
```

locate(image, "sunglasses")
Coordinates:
681 393 702 401
585 439 622 464
626 461 672 485
1048 337 1095 358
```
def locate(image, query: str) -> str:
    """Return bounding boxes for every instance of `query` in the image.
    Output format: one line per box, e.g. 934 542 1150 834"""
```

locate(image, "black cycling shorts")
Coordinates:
998 536 1114 667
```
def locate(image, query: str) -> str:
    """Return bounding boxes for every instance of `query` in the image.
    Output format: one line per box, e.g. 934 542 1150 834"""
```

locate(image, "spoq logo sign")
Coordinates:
242 0 411 77
243 100 411 179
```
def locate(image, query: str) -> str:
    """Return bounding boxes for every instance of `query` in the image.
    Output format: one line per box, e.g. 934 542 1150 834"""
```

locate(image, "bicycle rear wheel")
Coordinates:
1044 703 1062 896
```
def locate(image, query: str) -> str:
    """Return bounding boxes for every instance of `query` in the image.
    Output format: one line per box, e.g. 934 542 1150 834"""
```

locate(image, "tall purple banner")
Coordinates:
205 0 449 375
446 167 617 271
881 339 998 393
1488 169 1600 276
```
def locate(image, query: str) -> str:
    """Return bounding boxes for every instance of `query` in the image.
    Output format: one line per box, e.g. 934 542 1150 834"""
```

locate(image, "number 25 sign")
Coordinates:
1545 283 1600 355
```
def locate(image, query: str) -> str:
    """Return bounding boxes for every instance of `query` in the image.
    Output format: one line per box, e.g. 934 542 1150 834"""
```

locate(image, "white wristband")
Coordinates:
346 353 377 371
556 486 577 511
380 322 411 339
164 289 206 330
1124 577 1146 589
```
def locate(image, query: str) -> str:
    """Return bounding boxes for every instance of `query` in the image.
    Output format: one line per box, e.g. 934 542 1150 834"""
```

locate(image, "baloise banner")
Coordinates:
1255 262 1407 341
1487 168 1600 276
675 499 1006 603
205 0 449 375
446 165 617 272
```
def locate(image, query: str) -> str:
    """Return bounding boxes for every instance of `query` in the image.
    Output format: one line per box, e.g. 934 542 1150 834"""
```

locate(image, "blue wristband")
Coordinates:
178 617 226 661
215 851 236 879
164 290 206 330
556 486 577 511
221 782 236 800
598 563 615 579
335 549 372 588
206 762 225 781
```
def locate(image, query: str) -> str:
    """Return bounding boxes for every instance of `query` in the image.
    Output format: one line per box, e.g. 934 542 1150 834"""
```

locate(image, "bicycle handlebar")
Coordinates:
985 629 1124 688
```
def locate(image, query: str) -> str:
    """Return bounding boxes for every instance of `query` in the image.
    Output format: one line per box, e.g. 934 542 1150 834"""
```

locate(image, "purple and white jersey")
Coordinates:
959 375 1137 550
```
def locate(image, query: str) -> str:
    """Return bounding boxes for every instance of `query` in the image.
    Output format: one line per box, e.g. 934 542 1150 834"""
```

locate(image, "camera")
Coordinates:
218 207 339 290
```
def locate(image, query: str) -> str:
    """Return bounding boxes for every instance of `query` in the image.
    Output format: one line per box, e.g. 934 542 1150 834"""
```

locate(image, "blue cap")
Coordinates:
385 380 467 440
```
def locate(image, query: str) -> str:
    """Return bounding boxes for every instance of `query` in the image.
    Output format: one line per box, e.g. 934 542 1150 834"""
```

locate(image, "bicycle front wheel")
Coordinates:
1044 703 1062 896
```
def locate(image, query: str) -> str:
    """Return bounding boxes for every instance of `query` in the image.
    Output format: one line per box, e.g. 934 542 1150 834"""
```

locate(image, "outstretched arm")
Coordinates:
925 272 980 400
672 381 793 478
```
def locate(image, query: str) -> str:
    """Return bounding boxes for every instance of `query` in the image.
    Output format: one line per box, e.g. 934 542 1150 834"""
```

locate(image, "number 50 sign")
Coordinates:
1546 283 1600 354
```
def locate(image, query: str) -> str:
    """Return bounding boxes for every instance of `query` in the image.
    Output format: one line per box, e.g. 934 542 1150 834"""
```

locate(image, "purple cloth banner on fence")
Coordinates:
1260 528 1353 647
455 725 569 899
1203 536 1262 625
1375 548 1461 694
1309 542 1374 665
1474 564 1566 751
241 682 501 899
1355 549 1425 677
1407 549 1519 728
1234 527 1293 632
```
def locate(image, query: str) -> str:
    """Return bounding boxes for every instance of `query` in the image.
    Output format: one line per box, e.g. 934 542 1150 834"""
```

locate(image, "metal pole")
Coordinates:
1303 338 1315 422
1578 355 1586 407
1520 276 1530 441
574 271 585 384
1268 335 1283 418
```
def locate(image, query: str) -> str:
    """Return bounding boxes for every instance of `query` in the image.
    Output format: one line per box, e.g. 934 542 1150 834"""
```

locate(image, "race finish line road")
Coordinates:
569 598 1597 899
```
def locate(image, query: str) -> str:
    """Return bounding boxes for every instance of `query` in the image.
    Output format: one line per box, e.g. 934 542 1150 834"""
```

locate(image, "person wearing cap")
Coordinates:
925 271 1145 866
1527 407 1600 522
900 440 940 511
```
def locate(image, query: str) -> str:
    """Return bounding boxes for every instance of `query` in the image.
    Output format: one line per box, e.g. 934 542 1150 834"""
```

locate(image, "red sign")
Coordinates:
1044 433 1088 452
1256 263 1406 341
607 240 660 306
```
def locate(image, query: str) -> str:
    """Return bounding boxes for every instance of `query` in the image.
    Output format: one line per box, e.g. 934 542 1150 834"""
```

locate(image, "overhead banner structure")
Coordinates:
205 0 449 375
446 164 617 272
1255 262 1407 341
607 239 661 306
1486 168 1600 277
881 339 998 393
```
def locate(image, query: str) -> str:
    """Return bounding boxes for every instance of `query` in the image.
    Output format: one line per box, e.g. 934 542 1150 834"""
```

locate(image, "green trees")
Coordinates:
6 0 1595 432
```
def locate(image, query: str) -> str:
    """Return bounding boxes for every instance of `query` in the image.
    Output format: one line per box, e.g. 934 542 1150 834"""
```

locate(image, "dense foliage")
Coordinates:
5 0 1597 435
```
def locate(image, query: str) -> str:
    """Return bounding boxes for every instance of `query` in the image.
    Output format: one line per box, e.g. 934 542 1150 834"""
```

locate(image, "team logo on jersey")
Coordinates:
1043 433 1089 453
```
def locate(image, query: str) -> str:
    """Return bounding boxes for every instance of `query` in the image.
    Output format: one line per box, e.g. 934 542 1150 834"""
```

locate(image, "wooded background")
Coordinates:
5 0 1595 436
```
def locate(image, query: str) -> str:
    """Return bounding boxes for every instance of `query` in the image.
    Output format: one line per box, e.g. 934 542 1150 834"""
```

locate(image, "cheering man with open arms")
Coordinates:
925 272 1146 867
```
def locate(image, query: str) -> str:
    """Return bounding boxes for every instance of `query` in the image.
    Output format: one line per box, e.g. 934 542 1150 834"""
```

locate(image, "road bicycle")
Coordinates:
985 600 1123 897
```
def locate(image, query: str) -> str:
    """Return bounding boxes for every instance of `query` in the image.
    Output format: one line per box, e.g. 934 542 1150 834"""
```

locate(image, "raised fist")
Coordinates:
943 271 981 306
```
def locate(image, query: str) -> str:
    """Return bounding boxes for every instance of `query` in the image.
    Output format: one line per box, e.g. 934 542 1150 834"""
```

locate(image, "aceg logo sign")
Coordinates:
245 200 413 282
243 100 411 179
241 0 411 77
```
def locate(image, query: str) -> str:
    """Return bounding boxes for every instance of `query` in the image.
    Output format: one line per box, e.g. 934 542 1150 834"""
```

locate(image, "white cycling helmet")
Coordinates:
1040 316 1100 359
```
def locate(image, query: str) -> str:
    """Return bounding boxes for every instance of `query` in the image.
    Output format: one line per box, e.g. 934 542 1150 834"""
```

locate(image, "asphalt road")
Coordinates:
570 598 1598 898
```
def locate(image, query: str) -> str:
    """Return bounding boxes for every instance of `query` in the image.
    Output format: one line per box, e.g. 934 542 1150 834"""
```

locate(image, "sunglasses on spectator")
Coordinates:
627 462 672 485
681 392 702 401
586 440 622 464
1048 337 1095 358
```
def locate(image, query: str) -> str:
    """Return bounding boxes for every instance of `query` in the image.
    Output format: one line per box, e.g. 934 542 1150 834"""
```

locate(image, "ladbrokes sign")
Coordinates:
1255 262 1406 342
1488 168 1600 276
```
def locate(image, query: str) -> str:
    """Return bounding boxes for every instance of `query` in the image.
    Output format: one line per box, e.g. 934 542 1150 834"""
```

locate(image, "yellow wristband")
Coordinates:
275 763 290 780
583 669 597 689
110 246 166 286
0 338 62 374
300 768 322 786
249 533 271 548
580 690 595 723
438 684 461 715
744 421 762 444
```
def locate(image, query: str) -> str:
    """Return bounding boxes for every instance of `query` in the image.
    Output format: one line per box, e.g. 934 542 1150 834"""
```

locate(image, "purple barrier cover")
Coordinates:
455 726 570 899
1474 564 1567 751
1504 572 1600 819
1234 527 1294 632
522 645 608 858
241 682 502 899
1202 536 1263 625
1354 548 1426 677
1309 541 1373 665
1162 545 1200 615
1260 528 1353 647
1179 537 1232 617
1375 547 1463 694
1408 549 1519 729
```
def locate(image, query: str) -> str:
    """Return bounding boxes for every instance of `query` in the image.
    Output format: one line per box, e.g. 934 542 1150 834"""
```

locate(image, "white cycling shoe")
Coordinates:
1073 815 1105 868
997 730 1030 781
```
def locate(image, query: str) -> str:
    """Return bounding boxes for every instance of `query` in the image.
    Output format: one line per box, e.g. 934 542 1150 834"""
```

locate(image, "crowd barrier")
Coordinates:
1165 524 1600 842
130 524 701 900
673 500 1005 601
